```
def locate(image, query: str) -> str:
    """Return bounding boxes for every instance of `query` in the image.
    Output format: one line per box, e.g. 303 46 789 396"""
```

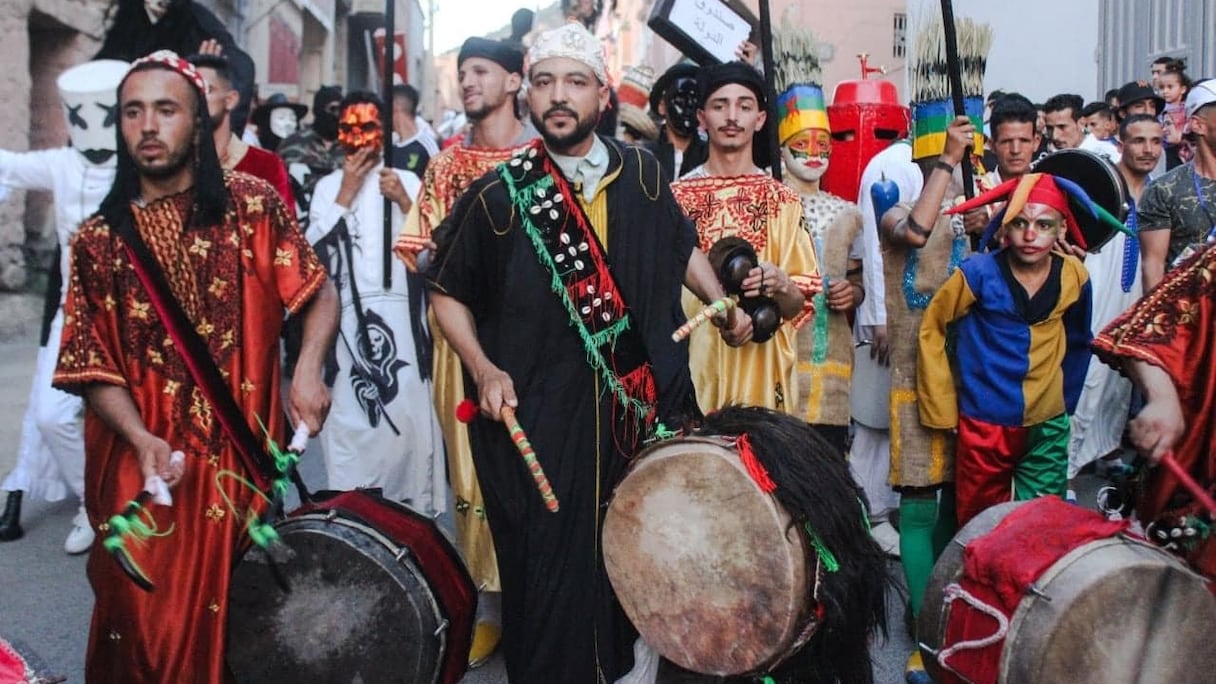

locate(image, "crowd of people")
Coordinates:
0 4 1215 683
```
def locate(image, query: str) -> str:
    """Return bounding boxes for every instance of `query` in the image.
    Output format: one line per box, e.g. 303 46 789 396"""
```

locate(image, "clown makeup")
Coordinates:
337 103 384 151
269 108 299 139
782 128 831 183
1003 202 1064 268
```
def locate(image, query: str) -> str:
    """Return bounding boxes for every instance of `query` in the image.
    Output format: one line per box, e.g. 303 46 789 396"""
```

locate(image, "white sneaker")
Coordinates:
871 520 901 558
65 510 95 555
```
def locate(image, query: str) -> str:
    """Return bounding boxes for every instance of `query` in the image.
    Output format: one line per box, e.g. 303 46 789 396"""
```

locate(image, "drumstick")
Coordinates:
500 406 560 513
1159 451 1216 517
672 297 736 342
456 399 559 513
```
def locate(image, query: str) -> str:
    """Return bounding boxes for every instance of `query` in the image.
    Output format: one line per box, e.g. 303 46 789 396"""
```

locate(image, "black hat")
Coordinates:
650 62 699 114
458 37 525 76
1116 81 1165 115
252 93 308 131
697 61 767 109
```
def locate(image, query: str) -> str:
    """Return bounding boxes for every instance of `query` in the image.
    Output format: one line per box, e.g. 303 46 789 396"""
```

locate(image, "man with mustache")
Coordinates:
392 36 536 667
424 22 749 681
1068 114 1162 486
52 50 337 682
671 61 820 414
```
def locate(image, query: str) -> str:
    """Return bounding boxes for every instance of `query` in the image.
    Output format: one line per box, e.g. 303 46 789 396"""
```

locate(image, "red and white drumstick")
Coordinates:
456 400 560 513
1159 451 1216 517
672 297 735 342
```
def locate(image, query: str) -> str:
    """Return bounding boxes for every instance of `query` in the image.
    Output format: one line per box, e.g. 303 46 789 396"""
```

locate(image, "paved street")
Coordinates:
0 293 1113 683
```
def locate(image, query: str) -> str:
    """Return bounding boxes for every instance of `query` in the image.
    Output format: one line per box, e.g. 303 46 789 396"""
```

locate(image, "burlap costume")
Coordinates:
883 203 968 487
794 193 862 426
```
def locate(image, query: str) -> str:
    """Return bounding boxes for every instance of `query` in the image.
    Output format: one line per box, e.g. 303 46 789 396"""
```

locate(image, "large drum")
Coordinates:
919 498 1216 684
1033 148 1129 253
226 490 476 684
603 436 816 675
603 406 888 682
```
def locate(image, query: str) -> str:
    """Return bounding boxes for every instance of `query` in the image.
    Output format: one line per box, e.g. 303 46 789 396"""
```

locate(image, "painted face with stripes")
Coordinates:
782 128 831 183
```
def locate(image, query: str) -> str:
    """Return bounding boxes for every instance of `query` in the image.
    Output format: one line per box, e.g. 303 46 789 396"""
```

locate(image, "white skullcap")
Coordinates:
527 22 607 84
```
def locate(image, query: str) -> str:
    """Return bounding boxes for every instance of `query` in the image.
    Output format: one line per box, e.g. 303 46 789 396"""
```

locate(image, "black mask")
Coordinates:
665 77 699 138
312 86 343 141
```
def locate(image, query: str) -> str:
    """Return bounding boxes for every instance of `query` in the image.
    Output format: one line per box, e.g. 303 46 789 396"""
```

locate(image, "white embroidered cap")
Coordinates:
527 22 607 84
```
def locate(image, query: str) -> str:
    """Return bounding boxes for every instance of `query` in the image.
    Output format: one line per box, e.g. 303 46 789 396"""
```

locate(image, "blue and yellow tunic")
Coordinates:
918 251 1093 429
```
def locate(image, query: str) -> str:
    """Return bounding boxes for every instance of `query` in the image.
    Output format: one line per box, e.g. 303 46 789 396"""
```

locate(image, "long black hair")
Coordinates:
98 62 228 231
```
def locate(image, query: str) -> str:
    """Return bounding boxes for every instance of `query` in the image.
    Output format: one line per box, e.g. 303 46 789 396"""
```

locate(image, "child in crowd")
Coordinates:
916 174 1109 526
1158 58 1192 169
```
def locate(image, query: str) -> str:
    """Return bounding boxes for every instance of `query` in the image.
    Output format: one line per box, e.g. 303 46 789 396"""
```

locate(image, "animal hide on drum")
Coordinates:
698 406 890 684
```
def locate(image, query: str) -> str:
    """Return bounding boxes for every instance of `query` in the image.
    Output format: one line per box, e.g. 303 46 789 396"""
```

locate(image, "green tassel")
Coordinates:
805 521 840 573
497 159 655 425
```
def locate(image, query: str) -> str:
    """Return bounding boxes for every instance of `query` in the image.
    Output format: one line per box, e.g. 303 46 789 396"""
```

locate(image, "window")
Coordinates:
893 13 908 59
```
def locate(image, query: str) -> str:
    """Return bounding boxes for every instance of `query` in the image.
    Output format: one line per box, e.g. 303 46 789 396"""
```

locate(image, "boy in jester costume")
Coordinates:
877 16 991 683
920 173 1100 527
771 24 864 455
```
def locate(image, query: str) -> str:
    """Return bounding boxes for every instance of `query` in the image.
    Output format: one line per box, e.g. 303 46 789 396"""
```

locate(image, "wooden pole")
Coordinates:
382 0 396 290
939 0 974 199
757 0 781 182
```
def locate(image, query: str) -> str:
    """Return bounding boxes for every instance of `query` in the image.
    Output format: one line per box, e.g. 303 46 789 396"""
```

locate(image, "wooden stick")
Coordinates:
500 406 560 513
758 0 782 183
939 0 974 200
672 297 736 342
1160 451 1216 517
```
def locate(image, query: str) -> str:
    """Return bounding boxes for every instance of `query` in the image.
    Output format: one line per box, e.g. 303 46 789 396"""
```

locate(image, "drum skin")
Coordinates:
603 437 812 676
227 492 475 684
920 501 1216 684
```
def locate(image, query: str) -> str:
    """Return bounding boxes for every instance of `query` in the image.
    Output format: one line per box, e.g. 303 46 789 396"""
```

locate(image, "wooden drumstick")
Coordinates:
1160 451 1216 517
500 406 560 513
456 400 559 513
672 297 736 342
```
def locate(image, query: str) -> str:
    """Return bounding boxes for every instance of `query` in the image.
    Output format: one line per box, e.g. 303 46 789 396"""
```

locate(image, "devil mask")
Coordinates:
57 59 129 166
337 103 383 151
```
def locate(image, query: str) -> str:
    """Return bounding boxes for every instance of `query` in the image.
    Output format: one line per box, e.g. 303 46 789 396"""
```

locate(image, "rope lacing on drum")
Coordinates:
934 582 1011 684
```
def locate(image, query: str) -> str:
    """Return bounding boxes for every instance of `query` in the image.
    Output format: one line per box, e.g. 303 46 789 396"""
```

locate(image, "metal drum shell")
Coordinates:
227 492 475 684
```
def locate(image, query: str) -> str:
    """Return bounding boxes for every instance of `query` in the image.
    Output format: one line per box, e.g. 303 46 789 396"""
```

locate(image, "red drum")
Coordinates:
919 498 1216 684
226 490 476 684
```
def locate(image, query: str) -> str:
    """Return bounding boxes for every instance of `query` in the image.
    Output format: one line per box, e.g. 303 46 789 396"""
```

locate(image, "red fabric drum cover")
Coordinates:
920 497 1216 684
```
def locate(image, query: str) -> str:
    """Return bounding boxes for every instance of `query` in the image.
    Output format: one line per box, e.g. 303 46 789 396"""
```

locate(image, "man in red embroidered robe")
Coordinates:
425 23 750 683
52 52 338 683
1093 242 1216 580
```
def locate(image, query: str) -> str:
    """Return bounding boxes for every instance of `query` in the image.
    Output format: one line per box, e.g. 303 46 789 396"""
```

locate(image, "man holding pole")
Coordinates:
307 92 445 514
